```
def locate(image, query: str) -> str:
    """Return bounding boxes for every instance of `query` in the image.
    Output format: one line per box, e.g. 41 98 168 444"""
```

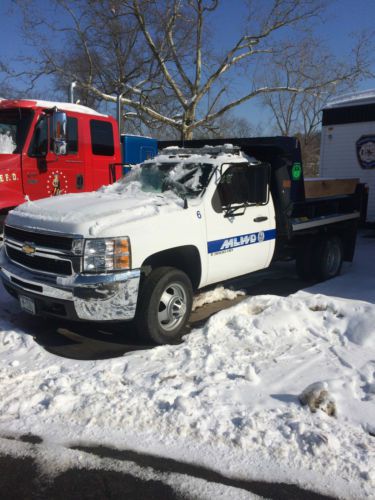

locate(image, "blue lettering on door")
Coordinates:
207 229 276 254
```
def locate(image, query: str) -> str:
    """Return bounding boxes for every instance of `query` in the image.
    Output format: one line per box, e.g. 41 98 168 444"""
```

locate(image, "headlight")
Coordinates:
83 237 131 272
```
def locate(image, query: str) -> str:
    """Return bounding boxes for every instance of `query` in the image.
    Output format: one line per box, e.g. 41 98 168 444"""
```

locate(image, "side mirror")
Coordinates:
52 110 67 155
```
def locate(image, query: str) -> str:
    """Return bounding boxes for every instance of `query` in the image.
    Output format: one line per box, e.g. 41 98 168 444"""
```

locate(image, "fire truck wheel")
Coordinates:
136 267 193 345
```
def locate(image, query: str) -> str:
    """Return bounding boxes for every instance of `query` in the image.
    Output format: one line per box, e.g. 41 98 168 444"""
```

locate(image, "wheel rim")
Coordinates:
157 283 188 331
325 240 341 276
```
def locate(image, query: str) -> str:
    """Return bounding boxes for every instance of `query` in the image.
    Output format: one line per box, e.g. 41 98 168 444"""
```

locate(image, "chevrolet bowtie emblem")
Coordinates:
22 243 36 256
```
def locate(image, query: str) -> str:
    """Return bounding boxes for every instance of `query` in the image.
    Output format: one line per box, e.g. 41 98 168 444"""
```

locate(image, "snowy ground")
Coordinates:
0 233 374 499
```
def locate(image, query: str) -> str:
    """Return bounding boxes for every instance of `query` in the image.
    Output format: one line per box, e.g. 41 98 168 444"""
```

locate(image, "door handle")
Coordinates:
76 174 84 189
253 216 268 222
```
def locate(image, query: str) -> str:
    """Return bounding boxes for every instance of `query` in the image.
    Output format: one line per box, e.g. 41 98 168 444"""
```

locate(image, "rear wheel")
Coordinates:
313 235 343 281
135 267 193 345
296 242 314 280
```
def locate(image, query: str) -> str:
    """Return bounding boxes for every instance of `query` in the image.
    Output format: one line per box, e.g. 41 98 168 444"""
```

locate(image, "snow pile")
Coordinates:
192 286 246 311
0 131 16 154
0 236 374 498
0 289 374 496
299 381 336 416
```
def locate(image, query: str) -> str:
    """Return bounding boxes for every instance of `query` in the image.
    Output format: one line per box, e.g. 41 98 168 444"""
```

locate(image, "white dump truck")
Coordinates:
0 138 363 344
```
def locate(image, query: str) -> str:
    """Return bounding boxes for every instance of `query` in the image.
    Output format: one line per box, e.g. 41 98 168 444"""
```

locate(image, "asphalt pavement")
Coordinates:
0 433 336 500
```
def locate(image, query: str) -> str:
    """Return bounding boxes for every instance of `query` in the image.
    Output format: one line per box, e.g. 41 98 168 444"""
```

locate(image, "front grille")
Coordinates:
4 226 73 251
6 247 72 276
4 224 82 276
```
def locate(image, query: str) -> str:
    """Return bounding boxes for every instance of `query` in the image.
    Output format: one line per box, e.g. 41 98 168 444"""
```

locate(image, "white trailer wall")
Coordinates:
320 92 375 222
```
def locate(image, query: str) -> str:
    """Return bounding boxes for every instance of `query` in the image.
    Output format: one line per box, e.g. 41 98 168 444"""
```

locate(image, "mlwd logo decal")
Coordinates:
207 229 275 254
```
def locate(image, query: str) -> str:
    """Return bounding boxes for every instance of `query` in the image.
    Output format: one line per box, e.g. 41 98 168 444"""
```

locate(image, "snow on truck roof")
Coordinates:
0 99 108 117
154 145 257 164
325 89 375 109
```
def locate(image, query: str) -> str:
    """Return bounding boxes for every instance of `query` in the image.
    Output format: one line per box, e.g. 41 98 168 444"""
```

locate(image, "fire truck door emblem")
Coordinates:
47 170 68 196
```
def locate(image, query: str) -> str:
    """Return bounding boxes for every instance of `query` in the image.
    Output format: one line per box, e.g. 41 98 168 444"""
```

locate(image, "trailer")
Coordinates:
320 90 375 222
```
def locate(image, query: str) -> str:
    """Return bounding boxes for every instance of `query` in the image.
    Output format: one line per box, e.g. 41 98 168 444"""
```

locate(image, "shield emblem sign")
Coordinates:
356 135 375 169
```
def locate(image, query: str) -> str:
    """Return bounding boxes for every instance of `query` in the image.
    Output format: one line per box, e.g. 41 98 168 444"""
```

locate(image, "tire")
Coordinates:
135 267 193 345
312 235 343 281
296 242 314 280
0 216 5 247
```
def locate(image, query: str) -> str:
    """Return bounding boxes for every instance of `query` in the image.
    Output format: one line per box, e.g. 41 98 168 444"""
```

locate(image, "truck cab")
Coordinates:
0 99 122 230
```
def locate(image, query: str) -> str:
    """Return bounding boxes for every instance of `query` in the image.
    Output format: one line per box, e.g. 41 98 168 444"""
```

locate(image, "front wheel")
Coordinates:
135 267 193 345
0 215 5 247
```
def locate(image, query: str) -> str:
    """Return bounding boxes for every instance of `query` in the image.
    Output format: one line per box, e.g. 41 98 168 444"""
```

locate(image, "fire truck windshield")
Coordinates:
0 108 34 154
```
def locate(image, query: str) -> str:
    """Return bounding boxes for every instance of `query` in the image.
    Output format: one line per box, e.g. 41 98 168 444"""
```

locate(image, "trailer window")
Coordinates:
90 120 114 156
0 108 34 154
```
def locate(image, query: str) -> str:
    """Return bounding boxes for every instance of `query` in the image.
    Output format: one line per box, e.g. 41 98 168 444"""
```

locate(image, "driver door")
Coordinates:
204 163 275 285
22 113 84 201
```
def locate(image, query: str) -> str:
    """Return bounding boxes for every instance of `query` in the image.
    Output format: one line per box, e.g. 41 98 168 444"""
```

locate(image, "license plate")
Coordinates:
19 295 36 315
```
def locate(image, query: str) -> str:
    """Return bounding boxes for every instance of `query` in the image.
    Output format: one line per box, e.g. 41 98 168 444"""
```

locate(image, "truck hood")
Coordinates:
7 180 185 236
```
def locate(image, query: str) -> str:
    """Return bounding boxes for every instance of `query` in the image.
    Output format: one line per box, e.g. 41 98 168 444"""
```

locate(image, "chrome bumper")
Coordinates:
0 248 140 321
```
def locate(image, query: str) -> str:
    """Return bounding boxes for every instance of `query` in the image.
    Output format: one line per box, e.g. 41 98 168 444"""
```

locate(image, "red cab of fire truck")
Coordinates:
0 99 125 232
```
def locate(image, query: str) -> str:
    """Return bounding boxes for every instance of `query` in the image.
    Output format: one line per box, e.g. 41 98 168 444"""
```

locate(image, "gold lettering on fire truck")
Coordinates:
0 172 17 183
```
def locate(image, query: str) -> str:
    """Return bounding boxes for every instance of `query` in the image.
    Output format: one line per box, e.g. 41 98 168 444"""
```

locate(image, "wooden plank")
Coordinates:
304 178 358 199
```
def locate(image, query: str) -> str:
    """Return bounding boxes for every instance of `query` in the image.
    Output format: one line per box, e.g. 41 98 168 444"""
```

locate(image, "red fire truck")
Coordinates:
0 98 156 235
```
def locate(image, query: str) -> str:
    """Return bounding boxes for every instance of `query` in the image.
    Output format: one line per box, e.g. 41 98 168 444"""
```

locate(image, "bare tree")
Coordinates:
261 35 370 174
261 37 361 135
192 113 259 139
126 0 330 139
11 0 368 139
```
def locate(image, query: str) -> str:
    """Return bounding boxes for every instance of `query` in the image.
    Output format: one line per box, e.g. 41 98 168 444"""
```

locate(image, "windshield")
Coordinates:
0 108 34 154
138 161 214 198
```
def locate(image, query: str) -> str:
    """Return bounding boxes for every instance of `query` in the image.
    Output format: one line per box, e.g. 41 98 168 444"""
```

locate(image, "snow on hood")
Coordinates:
9 177 184 236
